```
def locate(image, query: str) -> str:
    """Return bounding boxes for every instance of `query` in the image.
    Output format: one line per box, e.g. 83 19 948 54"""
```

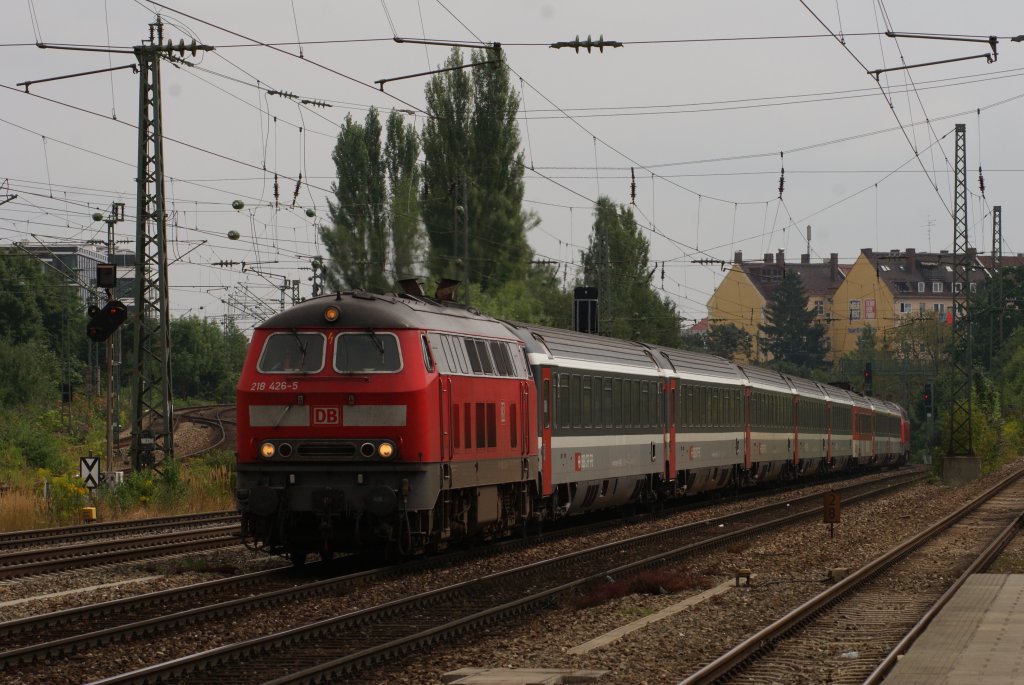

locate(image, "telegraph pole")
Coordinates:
128 19 213 470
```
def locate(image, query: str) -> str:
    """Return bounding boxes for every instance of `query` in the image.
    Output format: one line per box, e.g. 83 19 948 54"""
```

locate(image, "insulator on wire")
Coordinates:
778 151 785 198
274 173 280 208
292 173 302 207
630 167 636 205
979 166 986 196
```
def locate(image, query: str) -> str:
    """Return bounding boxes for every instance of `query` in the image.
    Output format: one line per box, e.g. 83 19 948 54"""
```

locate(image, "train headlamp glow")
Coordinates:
323 306 340 322
259 442 276 459
377 442 395 458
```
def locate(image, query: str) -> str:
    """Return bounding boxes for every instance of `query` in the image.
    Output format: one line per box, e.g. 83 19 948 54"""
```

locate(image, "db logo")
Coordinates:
313 407 340 425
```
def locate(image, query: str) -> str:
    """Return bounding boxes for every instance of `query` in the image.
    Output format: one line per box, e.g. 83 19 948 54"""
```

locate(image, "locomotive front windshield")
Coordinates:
334 332 402 373
257 332 326 373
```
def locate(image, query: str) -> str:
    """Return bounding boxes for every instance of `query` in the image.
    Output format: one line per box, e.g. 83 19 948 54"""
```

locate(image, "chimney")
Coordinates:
764 253 774 264
830 253 839 282
861 248 873 257
734 250 743 264
967 247 977 260
905 248 916 274
801 253 810 264
776 249 785 266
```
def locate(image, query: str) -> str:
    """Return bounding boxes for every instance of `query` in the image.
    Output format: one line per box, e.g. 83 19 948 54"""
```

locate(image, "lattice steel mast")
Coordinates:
948 123 973 457
129 19 174 469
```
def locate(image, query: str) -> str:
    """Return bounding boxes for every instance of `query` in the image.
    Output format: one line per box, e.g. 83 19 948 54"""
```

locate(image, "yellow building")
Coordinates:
829 248 986 357
707 249 845 362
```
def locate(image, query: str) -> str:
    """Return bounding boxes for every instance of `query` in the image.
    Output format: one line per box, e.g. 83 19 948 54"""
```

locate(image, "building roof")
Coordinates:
733 249 847 301
856 248 987 297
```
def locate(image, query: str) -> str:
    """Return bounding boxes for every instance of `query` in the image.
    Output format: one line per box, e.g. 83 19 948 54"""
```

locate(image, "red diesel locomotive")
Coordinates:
236 290 909 562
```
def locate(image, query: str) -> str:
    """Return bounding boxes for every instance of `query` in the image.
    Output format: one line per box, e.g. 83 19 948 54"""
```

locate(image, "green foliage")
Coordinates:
385 110 425 281
706 323 752 361
758 270 828 370
0 247 87 353
469 264 573 328
170 316 246 402
0 410 67 474
421 47 533 293
580 197 684 347
322 108 425 292
0 339 61 407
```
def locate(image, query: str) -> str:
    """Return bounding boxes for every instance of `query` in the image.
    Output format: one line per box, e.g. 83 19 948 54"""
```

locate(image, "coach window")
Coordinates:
640 382 649 426
334 333 401 373
613 378 623 427
570 375 582 427
603 377 613 427
582 376 592 427
259 332 326 374
592 376 602 428
558 373 571 429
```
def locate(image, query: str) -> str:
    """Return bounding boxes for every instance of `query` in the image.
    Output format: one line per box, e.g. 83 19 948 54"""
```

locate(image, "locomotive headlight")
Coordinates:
323 305 340 322
377 442 395 458
259 442 276 459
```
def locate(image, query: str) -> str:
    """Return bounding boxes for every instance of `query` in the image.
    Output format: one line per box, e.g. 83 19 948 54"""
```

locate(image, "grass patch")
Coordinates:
573 569 716 610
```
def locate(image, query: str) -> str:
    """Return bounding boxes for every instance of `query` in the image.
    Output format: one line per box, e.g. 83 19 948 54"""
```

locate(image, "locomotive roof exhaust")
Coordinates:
435 278 460 302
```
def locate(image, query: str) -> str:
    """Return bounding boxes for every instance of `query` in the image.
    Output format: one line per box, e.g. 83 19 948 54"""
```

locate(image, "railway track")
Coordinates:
0 517 242 581
0 511 238 550
69 471 923 684
679 466 1024 685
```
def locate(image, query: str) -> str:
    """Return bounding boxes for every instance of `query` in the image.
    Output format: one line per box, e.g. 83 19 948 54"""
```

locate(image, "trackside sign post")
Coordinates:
80 455 100 489
823 490 840 539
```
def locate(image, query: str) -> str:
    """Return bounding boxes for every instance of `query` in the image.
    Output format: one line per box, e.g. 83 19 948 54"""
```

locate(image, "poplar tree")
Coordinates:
321 108 424 292
420 47 532 293
323 108 387 292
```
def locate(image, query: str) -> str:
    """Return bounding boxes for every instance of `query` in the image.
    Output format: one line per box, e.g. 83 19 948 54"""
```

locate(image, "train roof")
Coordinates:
737 364 791 392
506 322 663 372
647 345 747 385
257 292 515 340
781 373 828 400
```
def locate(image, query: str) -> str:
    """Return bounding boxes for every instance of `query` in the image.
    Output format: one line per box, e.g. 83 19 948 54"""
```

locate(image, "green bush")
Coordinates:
0 412 67 474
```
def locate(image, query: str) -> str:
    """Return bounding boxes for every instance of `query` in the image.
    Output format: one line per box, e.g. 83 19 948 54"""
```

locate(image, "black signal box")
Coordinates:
87 300 128 342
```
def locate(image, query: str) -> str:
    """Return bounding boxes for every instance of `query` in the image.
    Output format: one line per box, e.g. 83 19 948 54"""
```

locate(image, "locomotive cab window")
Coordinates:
334 332 402 373
257 332 326 374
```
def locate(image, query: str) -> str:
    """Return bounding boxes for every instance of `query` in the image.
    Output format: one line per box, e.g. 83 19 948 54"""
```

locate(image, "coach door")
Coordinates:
440 377 453 460
743 386 752 469
665 379 676 481
540 367 553 496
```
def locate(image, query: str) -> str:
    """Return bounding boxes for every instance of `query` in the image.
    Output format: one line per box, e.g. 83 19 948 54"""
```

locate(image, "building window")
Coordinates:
814 300 824 316
918 282 925 293
865 298 876 320
849 300 861 321
933 303 945 314
899 302 913 314
919 302 926 314
953 282 963 293
969 282 977 293
932 282 943 293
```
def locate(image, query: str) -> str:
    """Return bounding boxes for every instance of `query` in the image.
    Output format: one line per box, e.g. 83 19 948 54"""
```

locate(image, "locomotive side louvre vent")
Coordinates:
581 484 600 508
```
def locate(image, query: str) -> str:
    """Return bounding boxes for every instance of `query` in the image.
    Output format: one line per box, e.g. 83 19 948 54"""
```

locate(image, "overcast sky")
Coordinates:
2 1 1023 330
